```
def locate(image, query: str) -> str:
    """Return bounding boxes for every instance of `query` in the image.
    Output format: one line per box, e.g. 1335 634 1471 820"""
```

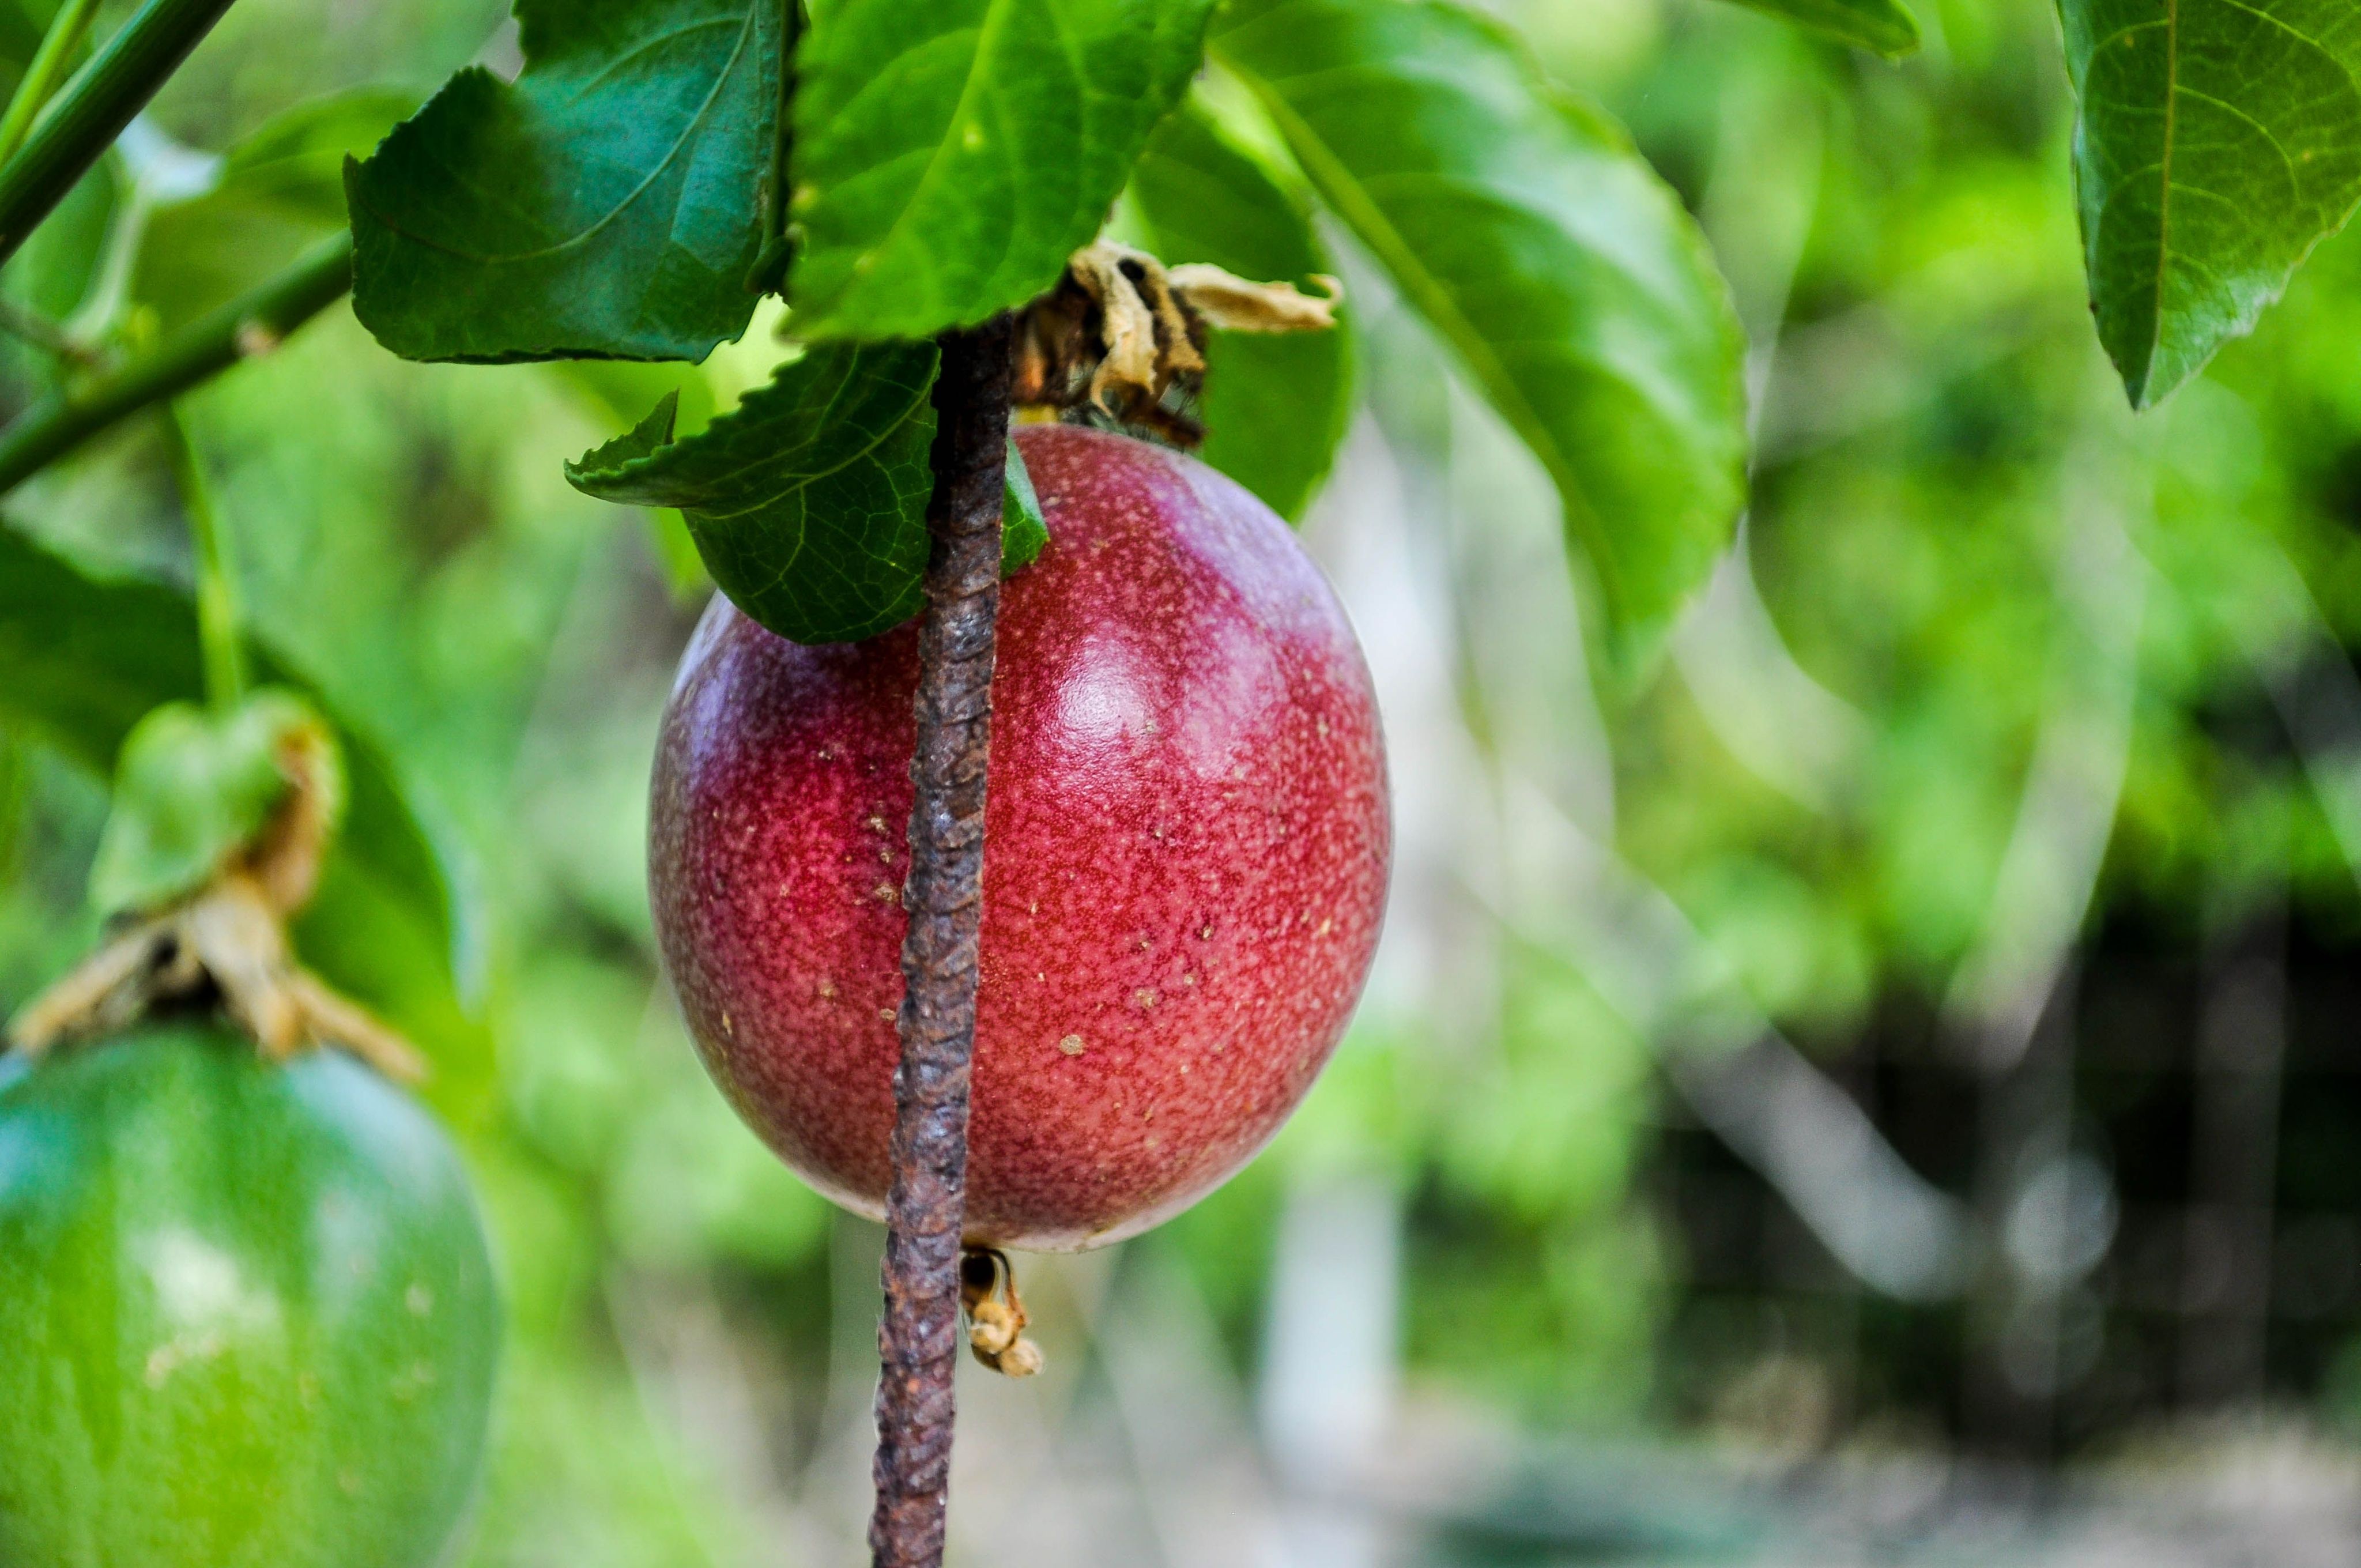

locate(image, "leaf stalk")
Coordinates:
155 402 243 713
0 0 239 267
0 229 350 494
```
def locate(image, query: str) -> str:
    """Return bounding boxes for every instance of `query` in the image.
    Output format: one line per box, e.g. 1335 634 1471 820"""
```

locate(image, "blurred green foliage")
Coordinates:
2 0 2361 1555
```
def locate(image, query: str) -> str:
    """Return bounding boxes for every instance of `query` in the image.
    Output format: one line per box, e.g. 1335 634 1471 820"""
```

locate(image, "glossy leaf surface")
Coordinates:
347 0 785 363
0 1026 499 1567
2062 0 2361 406
569 345 1047 643
1122 99 1353 522
787 0 1215 340
1210 0 1748 664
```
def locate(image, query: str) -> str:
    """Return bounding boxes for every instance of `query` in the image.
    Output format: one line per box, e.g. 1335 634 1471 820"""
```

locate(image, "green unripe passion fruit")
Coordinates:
0 1022 499 1567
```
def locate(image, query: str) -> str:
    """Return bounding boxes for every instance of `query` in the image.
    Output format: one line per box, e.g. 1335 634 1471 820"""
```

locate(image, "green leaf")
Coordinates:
0 160 110 392
787 0 1216 340
547 357 721 440
211 85 427 228
1002 435 1048 571
568 345 1052 642
545 358 725 595
1121 97 1353 522
89 691 338 917
137 87 420 334
0 525 487 1102
2061 0 2361 408
1717 0 1918 58
1209 0 1749 666
0 6 48 65
346 0 786 363
567 345 935 641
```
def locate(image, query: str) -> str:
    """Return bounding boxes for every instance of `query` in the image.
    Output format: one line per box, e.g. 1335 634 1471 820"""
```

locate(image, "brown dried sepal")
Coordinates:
959 1246 1044 1378
4 730 425 1084
1013 241 1342 447
244 709 340 915
1168 264 1341 333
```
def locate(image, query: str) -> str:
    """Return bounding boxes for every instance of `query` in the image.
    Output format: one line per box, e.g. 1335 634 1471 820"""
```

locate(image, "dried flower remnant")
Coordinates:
1014 242 1341 444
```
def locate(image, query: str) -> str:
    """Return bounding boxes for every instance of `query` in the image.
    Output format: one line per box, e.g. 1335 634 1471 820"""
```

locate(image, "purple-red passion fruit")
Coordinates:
650 425 1390 1250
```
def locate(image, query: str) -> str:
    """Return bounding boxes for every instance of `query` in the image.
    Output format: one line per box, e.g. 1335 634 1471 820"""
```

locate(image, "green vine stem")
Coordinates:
0 0 104 167
0 0 239 267
0 230 349 493
156 401 243 712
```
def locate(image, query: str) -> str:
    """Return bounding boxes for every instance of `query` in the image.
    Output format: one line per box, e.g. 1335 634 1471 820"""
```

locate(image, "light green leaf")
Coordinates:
89 691 339 917
1718 0 1918 57
2061 0 2361 408
0 161 110 393
1121 97 1353 522
568 345 1049 644
210 85 427 229
137 87 421 333
1003 436 1049 571
346 0 786 363
0 526 488 1104
788 0 1215 340
1209 0 1748 665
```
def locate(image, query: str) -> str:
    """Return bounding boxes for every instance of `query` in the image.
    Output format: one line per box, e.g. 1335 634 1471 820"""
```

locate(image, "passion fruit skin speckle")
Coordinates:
650 425 1390 1250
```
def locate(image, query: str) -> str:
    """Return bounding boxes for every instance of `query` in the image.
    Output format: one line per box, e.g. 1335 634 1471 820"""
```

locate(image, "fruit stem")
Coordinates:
868 314 1013 1568
157 402 244 713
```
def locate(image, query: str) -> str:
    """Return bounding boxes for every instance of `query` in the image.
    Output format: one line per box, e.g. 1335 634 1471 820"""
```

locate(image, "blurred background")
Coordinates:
6 0 2361 1563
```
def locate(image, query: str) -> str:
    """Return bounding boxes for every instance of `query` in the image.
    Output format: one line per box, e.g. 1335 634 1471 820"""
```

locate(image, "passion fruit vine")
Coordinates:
651 423 1391 1252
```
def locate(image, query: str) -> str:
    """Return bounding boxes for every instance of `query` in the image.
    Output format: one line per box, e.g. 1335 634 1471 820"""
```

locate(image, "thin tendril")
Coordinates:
158 402 244 713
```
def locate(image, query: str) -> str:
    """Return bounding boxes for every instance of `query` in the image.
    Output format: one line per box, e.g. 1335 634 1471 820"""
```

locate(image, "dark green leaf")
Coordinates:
568 344 935 642
1003 436 1048 571
1717 0 1918 57
568 345 1051 642
0 525 488 1103
89 690 337 917
2061 0 2361 408
1121 97 1353 522
546 358 724 595
1210 0 1749 667
787 0 1215 340
346 0 786 363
